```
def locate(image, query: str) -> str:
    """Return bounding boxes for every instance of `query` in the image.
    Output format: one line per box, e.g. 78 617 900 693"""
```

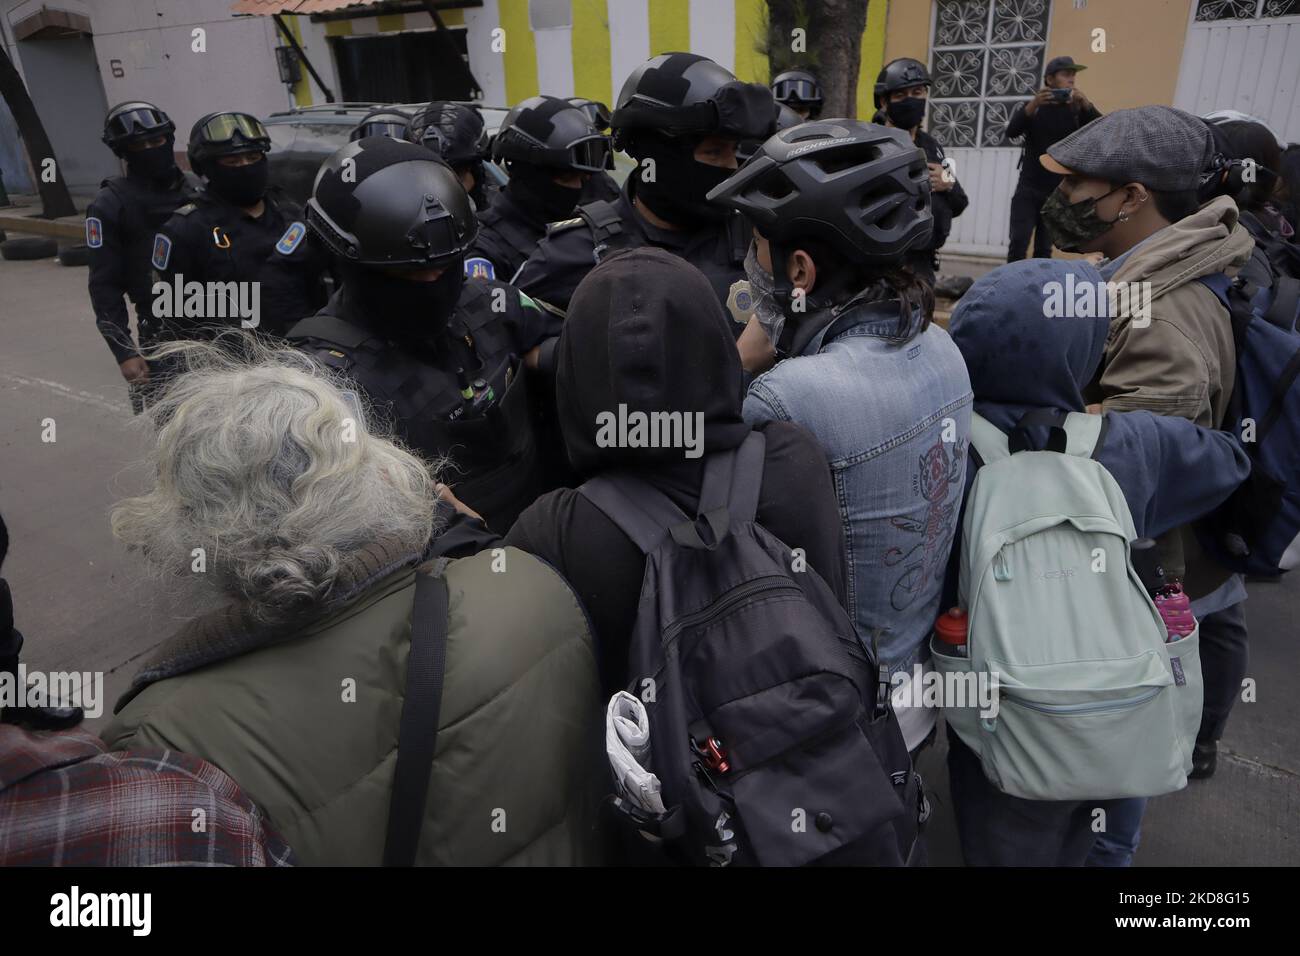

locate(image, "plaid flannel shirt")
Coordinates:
0 724 295 866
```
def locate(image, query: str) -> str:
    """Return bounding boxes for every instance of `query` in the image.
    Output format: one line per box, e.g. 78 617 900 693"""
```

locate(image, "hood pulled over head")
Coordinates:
948 258 1111 431
557 247 750 476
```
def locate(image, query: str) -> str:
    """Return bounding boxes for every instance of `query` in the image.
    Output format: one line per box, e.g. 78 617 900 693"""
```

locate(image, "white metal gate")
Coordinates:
1173 1 1300 146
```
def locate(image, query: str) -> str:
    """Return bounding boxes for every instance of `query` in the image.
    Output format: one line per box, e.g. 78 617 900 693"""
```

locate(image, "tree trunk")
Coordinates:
807 0 870 119
0 43 76 219
765 0 870 119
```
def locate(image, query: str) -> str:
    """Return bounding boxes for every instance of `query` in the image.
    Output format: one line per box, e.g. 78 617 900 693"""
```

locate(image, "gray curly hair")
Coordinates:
111 339 440 625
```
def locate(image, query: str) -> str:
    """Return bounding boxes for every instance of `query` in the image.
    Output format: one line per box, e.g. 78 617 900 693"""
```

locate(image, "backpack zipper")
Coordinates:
662 575 802 643
997 685 1162 719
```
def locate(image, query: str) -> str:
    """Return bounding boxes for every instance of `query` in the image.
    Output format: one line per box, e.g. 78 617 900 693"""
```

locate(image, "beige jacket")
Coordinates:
1099 195 1254 427
1099 195 1255 595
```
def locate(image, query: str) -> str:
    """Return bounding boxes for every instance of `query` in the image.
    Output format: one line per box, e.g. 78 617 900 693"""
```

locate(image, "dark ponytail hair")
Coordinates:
791 236 934 338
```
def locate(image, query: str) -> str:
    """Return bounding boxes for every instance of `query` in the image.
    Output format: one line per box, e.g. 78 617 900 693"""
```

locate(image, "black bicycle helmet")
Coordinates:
349 109 412 143
493 95 611 171
707 119 933 269
771 69 824 117
187 111 271 173
307 136 478 269
609 52 777 148
874 58 932 109
102 102 175 155
409 102 489 166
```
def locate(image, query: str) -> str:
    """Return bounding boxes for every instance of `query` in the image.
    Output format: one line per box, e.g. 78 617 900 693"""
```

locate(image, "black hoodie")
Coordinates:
503 248 848 695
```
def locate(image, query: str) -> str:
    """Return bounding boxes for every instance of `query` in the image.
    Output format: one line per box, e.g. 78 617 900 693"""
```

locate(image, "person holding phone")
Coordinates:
1004 56 1102 261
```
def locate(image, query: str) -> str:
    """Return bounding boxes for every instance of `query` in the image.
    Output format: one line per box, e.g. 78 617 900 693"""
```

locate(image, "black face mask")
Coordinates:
125 139 177 182
345 262 466 343
204 155 269 207
632 135 735 228
508 165 583 225
886 97 927 131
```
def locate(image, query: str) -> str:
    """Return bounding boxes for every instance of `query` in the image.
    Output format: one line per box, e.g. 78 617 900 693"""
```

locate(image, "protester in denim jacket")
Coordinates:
710 120 974 754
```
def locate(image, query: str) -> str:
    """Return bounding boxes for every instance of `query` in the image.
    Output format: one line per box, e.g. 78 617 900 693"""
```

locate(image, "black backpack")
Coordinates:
580 432 924 866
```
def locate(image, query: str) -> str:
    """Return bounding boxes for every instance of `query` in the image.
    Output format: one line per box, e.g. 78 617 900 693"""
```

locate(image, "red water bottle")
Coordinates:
934 607 969 658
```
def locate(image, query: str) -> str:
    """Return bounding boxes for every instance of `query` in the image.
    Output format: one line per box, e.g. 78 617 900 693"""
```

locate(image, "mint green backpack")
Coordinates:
935 411 1203 801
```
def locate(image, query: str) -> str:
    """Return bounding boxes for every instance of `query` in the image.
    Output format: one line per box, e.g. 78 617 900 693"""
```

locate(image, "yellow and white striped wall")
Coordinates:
290 0 890 116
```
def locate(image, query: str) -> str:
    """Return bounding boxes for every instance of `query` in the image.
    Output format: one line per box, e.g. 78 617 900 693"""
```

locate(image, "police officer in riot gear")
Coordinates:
287 137 562 532
86 101 199 412
152 111 328 346
512 52 777 315
349 108 412 142
468 96 612 282
771 69 823 120
873 58 968 286
408 102 493 210
566 97 622 203
738 102 803 166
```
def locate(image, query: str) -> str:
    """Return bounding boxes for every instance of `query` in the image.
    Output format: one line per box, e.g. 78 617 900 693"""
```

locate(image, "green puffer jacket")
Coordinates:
102 541 606 866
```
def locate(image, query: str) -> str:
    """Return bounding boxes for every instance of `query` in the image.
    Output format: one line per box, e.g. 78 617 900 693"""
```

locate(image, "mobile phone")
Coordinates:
1052 88 1072 102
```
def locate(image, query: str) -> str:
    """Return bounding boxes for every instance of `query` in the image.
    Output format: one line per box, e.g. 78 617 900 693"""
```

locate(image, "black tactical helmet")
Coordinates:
187 112 271 173
307 136 478 270
102 102 175 155
771 69 824 117
874 58 932 109
349 109 412 143
609 52 777 149
409 102 489 166
707 120 933 269
493 95 612 172
566 96 612 132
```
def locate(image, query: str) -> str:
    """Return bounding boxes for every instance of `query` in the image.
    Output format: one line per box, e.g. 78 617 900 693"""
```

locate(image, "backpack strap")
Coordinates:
579 433 767 554
1060 411 1108 460
969 413 1012 463
579 475 690 554
698 431 767 527
383 568 451 867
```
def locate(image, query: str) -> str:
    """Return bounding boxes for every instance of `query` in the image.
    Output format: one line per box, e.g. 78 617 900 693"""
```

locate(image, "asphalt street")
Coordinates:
0 251 1295 865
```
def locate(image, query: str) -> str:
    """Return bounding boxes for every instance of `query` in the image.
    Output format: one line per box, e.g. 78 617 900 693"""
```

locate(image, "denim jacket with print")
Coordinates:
743 296 974 677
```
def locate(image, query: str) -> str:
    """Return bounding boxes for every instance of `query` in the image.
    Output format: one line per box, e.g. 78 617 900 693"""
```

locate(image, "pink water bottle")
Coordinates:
1131 538 1196 641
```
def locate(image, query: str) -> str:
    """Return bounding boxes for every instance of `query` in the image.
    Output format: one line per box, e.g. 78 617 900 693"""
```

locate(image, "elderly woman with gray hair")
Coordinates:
102 340 604 866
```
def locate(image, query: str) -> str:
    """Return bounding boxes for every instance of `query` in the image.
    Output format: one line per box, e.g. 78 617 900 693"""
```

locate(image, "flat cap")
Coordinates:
1042 106 1215 191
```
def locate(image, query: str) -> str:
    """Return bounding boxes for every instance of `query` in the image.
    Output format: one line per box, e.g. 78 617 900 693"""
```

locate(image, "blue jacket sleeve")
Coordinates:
1094 410 1251 540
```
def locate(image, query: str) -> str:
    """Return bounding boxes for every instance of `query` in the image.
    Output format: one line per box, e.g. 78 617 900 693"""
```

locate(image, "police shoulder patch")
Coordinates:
276 221 307 255
463 256 495 280
151 233 172 271
85 217 103 248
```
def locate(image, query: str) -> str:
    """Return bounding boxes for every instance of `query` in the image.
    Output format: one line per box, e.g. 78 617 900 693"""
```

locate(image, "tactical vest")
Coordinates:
288 282 542 532
474 200 544 281
578 198 750 308
104 175 196 307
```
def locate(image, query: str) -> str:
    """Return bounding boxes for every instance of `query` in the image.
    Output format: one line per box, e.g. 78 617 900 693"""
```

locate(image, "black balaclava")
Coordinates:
556 246 750 477
507 163 583 225
126 135 179 183
341 260 465 345
204 154 270 207
629 132 734 228
886 97 927 132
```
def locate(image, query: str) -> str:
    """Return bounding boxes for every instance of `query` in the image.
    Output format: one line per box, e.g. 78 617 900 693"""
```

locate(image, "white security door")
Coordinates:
1174 0 1300 145
925 0 1054 258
